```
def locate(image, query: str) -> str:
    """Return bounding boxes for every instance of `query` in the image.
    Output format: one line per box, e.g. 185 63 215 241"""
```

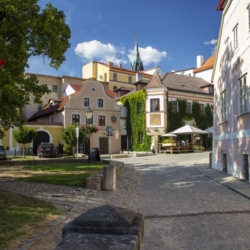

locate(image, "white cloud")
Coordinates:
128 46 167 66
75 40 127 65
204 39 217 45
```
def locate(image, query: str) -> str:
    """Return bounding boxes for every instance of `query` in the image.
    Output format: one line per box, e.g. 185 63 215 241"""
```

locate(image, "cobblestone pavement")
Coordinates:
2 152 250 249
120 152 250 250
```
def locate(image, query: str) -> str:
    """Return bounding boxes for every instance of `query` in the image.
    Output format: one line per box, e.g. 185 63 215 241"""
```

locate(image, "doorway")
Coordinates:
99 137 109 154
222 153 227 173
33 131 50 155
243 154 249 181
121 135 127 151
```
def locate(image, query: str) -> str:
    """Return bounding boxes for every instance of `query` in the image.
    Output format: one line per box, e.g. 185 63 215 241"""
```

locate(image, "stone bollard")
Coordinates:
55 205 144 250
102 165 116 191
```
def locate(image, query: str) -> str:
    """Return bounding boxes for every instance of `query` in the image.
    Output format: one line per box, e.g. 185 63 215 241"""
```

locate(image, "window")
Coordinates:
220 91 227 122
83 97 89 107
113 73 117 81
239 74 248 114
247 5 250 31
139 132 143 144
233 24 238 49
186 102 191 114
51 117 54 123
209 86 214 94
138 103 142 114
98 115 105 126
200 104 205 114
128 76 132 84
113 86 117 91
97 98 104 107
136 84 141 91
150 99 160 111
52 85 57 93
211 105 214 112
172 101 177 112
72 114 80 125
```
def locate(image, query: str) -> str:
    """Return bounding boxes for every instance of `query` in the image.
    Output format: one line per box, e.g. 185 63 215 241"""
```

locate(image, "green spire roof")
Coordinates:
131 38 144 72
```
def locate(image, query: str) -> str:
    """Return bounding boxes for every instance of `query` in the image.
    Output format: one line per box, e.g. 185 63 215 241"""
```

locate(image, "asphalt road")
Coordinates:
121 152 250 250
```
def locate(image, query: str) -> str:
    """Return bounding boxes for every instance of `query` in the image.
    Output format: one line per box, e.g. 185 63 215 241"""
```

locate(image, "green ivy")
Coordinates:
120 89 151 151
167 99 213 143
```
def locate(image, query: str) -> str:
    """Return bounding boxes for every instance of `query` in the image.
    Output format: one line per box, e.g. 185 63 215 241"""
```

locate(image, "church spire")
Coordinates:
131 37 144 72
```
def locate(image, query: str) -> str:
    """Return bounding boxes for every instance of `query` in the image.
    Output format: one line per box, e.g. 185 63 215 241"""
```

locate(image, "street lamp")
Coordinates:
85 108 93 162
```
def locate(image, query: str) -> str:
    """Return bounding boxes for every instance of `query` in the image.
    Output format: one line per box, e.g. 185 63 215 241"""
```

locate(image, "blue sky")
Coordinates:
27 0 222 77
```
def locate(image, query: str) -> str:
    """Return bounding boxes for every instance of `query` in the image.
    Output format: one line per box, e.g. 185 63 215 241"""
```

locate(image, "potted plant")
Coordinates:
193 145 205 152
162 138 176 146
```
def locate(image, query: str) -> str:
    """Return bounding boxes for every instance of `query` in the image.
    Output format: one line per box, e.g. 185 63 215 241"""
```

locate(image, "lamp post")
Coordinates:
85 107 93 163
76 127 79 159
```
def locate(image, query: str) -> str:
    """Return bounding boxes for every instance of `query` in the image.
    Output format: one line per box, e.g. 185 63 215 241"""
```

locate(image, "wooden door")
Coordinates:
99 137 109 154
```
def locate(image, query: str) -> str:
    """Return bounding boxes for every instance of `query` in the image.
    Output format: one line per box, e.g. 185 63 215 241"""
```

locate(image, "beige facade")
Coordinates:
23 73 84 120
27 80 121 154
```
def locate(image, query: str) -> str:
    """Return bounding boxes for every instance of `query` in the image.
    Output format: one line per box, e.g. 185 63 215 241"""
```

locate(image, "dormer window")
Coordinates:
177 83 184 86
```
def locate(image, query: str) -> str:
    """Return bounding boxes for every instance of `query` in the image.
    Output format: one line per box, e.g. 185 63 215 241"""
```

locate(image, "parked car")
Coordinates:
0 146 6 160
37 142 56 158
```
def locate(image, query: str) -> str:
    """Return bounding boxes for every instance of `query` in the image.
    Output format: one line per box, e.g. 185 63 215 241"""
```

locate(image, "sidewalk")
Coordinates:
194 163 250 201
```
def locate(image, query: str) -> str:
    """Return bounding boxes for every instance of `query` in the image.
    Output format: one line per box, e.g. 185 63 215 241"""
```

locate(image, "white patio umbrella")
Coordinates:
204 126 213 134
161 133 177 137
171 124 208 135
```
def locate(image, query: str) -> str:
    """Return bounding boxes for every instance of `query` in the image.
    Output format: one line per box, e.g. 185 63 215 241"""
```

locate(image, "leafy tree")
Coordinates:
13 127 37 158
62 125 84 156
0 0 71 138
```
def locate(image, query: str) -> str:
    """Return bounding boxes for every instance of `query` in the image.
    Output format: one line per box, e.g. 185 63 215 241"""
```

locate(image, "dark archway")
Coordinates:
33 131 50 155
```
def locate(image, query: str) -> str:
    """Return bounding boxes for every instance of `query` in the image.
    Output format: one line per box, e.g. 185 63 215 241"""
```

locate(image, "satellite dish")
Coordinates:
99 75 103 80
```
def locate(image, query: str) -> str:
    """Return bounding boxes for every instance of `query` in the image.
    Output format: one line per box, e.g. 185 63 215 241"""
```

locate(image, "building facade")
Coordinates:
212 0 250 180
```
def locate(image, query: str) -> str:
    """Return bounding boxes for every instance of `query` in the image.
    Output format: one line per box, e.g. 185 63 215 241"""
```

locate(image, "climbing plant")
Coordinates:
167 99 213 134
120 89 151 151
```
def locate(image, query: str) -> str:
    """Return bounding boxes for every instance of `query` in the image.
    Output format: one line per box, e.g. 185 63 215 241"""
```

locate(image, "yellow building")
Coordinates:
82 61 153 91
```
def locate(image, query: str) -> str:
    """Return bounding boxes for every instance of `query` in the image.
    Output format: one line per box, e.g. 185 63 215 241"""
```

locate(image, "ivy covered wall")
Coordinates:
167 99 213 143
120 90 213 151
120 89 151 151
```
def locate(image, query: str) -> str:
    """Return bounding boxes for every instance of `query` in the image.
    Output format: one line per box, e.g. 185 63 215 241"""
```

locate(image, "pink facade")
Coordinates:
212 0 250 180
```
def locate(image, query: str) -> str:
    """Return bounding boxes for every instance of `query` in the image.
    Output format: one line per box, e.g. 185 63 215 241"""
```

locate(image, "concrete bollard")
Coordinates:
102 165 116 191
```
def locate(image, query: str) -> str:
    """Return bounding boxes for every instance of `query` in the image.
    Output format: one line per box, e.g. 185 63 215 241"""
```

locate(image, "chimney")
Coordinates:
136 73 142 82
118 63 122 68
196 55 204 68
108 62 113 66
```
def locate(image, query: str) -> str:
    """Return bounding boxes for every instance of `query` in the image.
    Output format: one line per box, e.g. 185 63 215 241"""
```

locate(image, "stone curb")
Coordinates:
194 164 250 201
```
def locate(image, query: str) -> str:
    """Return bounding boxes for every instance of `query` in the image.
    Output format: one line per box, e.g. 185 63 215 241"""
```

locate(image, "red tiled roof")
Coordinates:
217 0 226 11
28 96 69 121
193 55 215 73
70 84 82 92
105 89 116 98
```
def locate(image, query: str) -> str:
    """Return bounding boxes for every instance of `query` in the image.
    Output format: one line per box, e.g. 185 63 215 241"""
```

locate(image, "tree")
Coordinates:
0 0 71 138
13 127 37 158
62 125 84 156
62 125 99 156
